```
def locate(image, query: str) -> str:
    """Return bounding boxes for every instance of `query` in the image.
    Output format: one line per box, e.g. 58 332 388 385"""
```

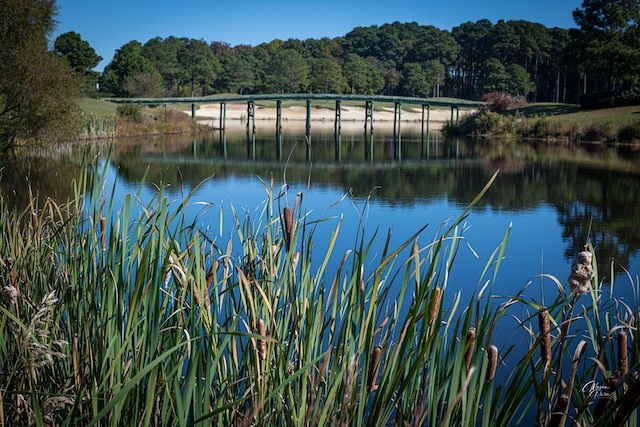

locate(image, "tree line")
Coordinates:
2 0 638 150
82 1 638 103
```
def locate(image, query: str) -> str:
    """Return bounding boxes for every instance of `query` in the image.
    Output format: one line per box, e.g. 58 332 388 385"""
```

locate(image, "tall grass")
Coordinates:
0 158 638 426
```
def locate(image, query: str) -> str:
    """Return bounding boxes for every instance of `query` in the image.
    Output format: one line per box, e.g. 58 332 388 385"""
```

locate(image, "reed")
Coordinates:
0 159 638 426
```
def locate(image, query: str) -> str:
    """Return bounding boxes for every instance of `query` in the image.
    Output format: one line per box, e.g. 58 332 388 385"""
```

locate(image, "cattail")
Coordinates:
283 206 293 251
367 346 383 392
567 248 594 297
539 307 552 364
429 287 441 325
100 216 107 251
486 345 498 381
549 394 569 427
257 319 267 360
464 328 476 370
72 334 81 390
619 331 628 376
32 211 40 242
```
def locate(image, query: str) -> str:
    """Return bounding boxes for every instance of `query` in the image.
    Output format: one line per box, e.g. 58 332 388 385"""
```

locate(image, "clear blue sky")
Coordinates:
53 0 583 71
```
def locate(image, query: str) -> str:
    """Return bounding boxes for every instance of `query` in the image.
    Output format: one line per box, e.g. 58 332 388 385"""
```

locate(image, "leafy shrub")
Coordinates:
481 92 528 112
116 104 143 123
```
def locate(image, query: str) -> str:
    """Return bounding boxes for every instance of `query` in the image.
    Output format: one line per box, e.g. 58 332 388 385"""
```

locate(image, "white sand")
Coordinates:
188 103 470 131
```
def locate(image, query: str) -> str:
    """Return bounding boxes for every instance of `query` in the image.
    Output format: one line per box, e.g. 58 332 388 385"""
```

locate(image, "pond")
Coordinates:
3 123 640 422
4 123 639 301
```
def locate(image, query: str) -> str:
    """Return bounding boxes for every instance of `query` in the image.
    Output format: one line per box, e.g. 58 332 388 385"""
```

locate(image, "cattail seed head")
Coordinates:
257 319 267 360
539 307 552 364
283 206 293 251
100 216 107 251
486 345 498 381
618 331 628 376
568 248 594 297
429 287 441 325
464 328 476 370
367 346 383 392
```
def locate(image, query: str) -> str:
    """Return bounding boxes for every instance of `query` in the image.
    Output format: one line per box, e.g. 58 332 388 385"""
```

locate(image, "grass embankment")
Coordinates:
78 98 208 140
1 161 639 426
448 103 640 144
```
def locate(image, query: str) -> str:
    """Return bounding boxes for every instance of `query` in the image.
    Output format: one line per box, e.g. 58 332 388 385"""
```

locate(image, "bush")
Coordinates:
481 92 528 113
116 104 143 123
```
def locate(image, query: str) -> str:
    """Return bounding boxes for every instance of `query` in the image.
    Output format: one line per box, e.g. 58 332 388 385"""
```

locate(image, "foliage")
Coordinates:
580 88 640 109
481 92 528 112
1 161 639 425
54 31 102 94
116 104 143 123
0 0 82 150
571 0 640 91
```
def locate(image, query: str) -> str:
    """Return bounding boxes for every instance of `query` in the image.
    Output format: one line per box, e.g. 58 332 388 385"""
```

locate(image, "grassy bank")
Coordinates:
1 161 639 426
77 98 208 140
446 103 640 144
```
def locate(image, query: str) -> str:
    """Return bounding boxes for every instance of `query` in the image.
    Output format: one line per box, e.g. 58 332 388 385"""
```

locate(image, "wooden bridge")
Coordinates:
107 94 484 161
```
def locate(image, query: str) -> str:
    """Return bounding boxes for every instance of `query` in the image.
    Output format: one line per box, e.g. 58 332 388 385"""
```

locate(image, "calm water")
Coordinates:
3 125 640 307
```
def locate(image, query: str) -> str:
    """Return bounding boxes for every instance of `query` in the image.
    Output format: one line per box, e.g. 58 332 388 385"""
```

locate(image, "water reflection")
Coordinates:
2 127 640 289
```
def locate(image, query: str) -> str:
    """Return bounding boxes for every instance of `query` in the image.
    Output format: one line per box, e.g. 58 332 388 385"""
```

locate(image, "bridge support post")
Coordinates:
276 100 283 160
219 102 226 130
191 103 196 120
247 101 256 159
365 101 374 161
394 102 402 160
422 104 431 158
306 99 312 161
334 100 341 161
450 106 460 124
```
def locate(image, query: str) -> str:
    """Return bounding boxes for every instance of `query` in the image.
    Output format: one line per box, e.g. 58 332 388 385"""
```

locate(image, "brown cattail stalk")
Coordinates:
100 216 107 251
283 206 293 251
367 346 383 392
486 345 498 381
32 211 40 243
72 334 81 391
539 307 552 364
464 328 476 370
619 331 628 377
549 394 569 427
257 319 267 360
429 287 441 325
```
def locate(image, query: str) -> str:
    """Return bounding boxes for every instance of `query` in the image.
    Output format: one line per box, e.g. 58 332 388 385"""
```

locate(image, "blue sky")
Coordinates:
53 0 583 71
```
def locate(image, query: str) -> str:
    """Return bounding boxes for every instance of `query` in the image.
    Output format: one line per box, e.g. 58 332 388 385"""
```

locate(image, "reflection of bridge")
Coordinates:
107 94 484 161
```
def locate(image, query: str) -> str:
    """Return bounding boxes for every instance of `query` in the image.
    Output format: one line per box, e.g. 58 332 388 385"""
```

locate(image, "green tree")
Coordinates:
402 62 430 97
101 41 156 96
483 58 510 93
505 63 535 96
54 31 101 94
266 48 310 93
0 0 81 150
572 0 640 90
343 53 384 94
177 39 220 96
309 58 347 93
424 59 446 97
142 36 185 96
54 31 102 73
